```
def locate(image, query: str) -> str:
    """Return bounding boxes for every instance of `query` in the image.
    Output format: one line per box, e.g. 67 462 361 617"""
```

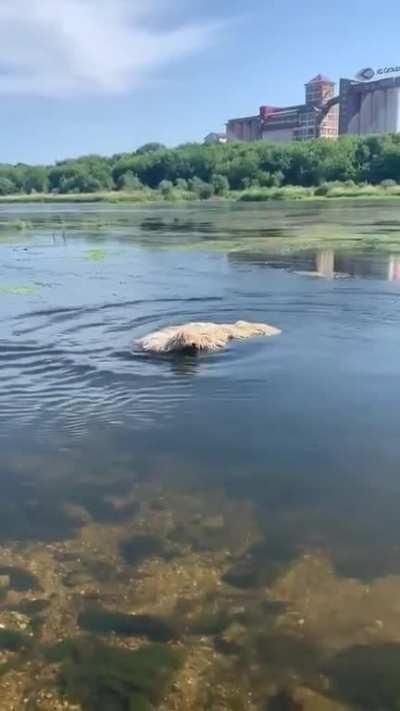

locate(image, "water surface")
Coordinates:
1 201 400 709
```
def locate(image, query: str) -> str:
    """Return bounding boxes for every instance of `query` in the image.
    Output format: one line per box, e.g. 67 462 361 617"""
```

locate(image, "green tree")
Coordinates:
0 177 15 195
23 166 49 194
136 143 166 155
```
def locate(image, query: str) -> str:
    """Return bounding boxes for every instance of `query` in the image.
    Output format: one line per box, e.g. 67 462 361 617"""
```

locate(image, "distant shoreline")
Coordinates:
2 185 400 204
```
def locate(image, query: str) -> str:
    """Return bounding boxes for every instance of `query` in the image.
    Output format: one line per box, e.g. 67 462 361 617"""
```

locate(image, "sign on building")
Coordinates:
356 66 400 82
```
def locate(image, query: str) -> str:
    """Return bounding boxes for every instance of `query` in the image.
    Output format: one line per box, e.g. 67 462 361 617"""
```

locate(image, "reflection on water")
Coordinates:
234 246 400 281
2 202 400 708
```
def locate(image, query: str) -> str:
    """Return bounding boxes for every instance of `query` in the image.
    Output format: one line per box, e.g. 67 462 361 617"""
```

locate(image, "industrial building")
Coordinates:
226 75 339 143
215 66 400 144
339 73 400 135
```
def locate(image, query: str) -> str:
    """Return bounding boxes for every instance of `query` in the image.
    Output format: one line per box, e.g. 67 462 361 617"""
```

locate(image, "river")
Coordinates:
1 200 400 710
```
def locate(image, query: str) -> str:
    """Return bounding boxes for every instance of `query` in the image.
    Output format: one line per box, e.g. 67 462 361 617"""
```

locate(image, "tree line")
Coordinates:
2 134 400 196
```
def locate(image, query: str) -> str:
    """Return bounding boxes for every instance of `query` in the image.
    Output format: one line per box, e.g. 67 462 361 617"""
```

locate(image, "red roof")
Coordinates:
307 74 334 84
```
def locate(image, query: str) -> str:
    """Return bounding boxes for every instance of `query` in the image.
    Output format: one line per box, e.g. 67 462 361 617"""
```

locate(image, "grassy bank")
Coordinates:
2 182 400 204
0 189 165 204
238 182 400 201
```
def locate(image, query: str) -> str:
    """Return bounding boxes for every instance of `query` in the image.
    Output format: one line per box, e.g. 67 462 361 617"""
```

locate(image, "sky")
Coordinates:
0 0 398 164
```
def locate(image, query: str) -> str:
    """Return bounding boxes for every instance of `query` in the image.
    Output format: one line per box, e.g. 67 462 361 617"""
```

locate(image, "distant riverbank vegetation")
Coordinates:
3 135 400 202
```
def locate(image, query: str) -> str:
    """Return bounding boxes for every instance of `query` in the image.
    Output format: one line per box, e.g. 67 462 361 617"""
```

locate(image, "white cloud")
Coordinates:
0 0 216 96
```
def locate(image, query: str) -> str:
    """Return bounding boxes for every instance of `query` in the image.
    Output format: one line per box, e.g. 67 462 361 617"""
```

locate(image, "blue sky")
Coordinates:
0 0 398 164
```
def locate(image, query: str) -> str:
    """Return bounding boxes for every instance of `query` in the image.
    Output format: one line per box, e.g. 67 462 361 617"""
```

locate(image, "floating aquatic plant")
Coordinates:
84 249 108 261
0 284 39 295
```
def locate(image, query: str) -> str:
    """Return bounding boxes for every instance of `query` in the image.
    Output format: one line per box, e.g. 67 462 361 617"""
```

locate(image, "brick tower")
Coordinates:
305 75 338 139
305 74 336 107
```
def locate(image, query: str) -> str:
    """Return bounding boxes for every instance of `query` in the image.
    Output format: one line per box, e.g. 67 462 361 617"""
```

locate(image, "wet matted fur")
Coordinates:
137 320 281 354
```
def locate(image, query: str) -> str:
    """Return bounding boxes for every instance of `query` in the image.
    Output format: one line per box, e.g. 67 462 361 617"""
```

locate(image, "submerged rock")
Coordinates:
78 605 177 642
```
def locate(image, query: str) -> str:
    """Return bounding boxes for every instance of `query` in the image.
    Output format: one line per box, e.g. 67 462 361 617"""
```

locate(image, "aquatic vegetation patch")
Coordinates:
45 637 183 711
325 643 400 709
68 479 139 524
189 609 231 637
72 489 138 524
78 605 177 642
119 533 169 566
63 571 94 588
0 284 39 295
0 219 33 231
84 249 108 261
256 632 320 677
0 628 33 652
9 598 50 616
0 496 80 543
267 689 303 710
0 566 41 592
223 537 299 589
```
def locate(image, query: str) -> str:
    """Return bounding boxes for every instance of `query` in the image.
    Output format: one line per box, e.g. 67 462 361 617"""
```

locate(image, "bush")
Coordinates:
314 183 331 196
239 188 273 202
211 174 230 195
189 177 215 199
175 178 188 190
198 183 215 199
380 179 397 188
255 171 283 188
159 180 174 197
241 177 253 189
119 171 143 191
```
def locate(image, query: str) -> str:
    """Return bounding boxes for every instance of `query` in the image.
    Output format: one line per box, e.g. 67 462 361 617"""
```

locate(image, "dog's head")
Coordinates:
166 327 227 352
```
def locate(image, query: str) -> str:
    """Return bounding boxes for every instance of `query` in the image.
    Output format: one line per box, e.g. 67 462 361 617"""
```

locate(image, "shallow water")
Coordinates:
2 201 400 709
